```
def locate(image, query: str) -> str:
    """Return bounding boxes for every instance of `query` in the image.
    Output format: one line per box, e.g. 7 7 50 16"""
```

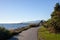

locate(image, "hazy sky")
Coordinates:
0 0 58 23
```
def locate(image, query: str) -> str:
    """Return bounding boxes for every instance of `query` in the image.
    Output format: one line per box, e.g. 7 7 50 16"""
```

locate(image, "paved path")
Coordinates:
9 27 39 40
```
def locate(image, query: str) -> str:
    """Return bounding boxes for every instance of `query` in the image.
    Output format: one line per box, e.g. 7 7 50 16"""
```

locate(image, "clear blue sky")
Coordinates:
0 0 58 23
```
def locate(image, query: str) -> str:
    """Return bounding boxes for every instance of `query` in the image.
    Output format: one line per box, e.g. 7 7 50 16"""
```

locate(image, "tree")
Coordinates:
44 3 60 33
51 3 60 32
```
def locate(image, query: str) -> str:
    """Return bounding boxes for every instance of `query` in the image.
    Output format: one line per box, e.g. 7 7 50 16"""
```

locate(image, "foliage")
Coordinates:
0 27 12 40
38 26 60 40
43 3 60 33
51 3 60 33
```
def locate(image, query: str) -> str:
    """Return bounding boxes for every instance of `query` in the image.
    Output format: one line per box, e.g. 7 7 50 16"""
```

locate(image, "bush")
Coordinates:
29 24 38 27
43 3 60 33
38 26 60 40
0 27 12 40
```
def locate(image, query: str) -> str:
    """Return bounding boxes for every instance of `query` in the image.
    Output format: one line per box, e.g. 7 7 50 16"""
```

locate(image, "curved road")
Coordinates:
9 27 39 40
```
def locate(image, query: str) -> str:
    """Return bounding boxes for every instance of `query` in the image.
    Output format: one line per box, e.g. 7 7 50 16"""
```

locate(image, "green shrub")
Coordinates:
43 3 60 33
0 27 12 40
38 26 60 40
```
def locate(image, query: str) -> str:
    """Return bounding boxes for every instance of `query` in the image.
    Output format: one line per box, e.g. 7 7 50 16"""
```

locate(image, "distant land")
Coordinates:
0 20 41 30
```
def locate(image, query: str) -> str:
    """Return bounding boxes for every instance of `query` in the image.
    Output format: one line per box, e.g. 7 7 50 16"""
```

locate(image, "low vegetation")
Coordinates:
43 3 60 33
38 3 60 40
38 26 60 40
0 27 12 40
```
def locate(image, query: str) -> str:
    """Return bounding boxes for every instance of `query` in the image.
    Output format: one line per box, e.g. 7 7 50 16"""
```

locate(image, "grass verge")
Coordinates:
38 26 60 40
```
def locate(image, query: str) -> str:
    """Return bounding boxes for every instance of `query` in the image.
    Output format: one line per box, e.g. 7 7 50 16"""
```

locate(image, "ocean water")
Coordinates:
0 23 29 30
0 20 41 30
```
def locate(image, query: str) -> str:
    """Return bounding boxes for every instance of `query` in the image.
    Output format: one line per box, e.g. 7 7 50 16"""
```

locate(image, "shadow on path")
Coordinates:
8 37 18 40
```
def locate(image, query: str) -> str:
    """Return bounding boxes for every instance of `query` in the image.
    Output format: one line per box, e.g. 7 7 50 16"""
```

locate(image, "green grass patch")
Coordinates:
38 26 60 40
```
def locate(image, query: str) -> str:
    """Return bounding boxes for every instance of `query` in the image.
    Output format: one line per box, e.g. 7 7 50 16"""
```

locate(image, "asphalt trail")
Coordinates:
9 27 39 40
